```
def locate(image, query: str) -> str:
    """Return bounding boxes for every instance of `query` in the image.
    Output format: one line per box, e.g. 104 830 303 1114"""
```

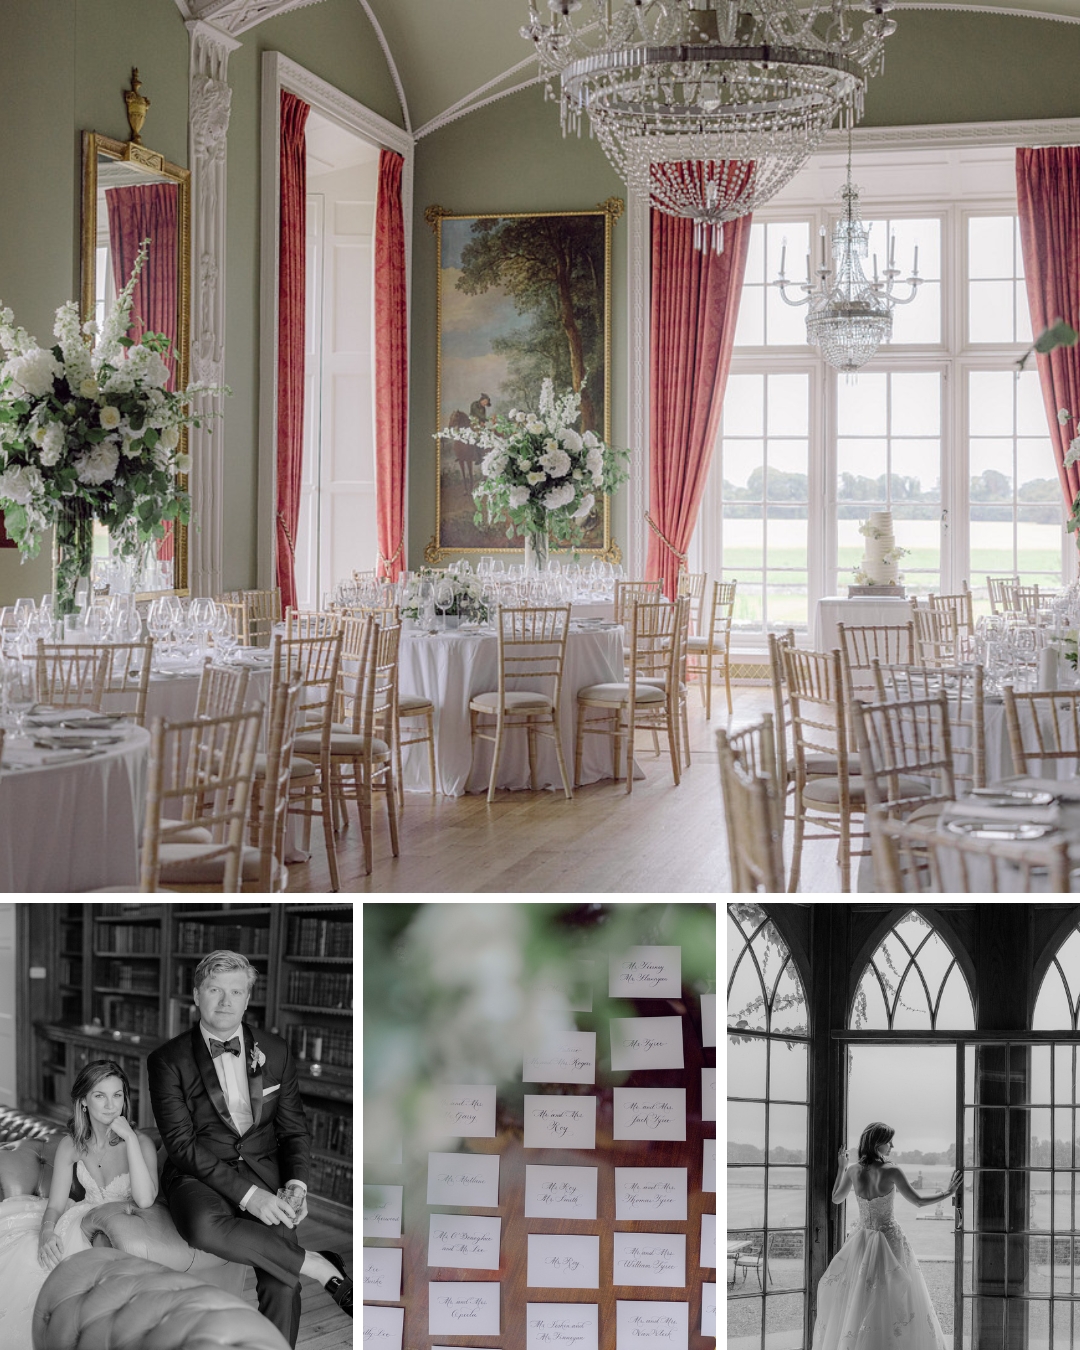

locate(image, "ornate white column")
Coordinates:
626 186 650 579
185 19 240 596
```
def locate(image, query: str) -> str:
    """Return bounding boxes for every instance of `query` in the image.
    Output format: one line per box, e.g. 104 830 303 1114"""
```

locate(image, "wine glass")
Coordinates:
434 578 455 631
147 597 173 660
418 579 435 629
3 659 36 736
211 603 239 663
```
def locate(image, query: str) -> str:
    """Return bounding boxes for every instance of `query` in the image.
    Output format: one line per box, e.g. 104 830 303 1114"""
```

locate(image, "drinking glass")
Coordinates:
3 659 36 735
435 579 455 630
418 579 435 628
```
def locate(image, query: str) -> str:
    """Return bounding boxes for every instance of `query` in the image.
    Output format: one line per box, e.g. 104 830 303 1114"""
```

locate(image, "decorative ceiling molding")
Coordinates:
821 115 1080 152
905 2 1080 22
356 0 411 134
176 0 327 35
415 74 544 141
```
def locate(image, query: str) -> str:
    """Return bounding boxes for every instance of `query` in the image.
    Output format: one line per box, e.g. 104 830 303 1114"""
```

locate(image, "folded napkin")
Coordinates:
943 798 1060 826
1003 775 1080 803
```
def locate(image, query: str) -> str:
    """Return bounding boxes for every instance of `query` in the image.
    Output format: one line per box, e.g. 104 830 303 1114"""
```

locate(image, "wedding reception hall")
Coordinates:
5 1 1080 894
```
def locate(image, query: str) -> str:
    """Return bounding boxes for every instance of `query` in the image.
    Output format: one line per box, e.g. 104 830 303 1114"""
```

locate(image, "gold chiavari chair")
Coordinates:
872 659 986 792
246 662 306 893
929 582 975 649
279 630 345 891
716 714 784 892
1003 687 1080 778
676 570 707 635
685 579 737 718
868 807 1070 893
470 605 573 803
99 640 155 726
332 614 400 874
910 601 957 667
782 645 868 893
139 707 263 893
33 642 109 711
851 693 957 827
1010 583 1044 622
613 579 664 627
193 659 251 720
836 621 916 703
576 597 687 794
235 588 282 646
285 607 343 639
986 575 1019 616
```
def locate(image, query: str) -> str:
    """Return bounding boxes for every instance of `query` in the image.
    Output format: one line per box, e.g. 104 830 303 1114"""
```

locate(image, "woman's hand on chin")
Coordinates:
108 1115 137 1145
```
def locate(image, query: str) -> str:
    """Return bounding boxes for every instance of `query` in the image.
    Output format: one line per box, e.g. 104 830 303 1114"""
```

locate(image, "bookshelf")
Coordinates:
29 901 353 1222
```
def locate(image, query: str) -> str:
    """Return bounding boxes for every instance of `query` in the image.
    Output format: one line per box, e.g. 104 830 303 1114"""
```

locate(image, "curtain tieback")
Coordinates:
379 534 405 571
644 511 687 564
276 511 296 560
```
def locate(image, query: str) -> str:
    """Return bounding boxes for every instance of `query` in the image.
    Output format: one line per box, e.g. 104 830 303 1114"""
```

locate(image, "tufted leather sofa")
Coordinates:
0 1116 246 1297
32 1248 290 1350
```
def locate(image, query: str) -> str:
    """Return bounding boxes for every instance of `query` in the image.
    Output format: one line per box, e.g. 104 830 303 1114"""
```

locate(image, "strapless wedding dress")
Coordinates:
0 1159 131 1349
811 1191 946 1350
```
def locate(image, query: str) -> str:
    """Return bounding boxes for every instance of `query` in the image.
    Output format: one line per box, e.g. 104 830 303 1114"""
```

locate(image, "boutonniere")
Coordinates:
249 1041 266 1077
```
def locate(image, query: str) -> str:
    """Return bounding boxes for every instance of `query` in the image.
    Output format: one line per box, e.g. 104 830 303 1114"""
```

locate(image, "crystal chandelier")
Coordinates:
521 0 898 251
773 152 921 372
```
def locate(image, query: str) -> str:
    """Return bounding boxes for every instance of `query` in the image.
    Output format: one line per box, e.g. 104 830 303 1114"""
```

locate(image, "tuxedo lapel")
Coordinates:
244 1024 264 1133
192 1024 240 1137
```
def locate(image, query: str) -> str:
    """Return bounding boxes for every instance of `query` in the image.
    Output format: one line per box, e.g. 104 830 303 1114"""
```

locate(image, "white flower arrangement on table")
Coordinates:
401 567 489 622
0 241 225 606
438 378 630 548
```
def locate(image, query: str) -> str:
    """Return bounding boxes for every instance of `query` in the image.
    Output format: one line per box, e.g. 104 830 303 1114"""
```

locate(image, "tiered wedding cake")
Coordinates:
859 510 899 585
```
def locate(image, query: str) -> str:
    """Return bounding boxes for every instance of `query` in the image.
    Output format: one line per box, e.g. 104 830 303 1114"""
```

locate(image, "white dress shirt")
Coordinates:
198 1021 305 1215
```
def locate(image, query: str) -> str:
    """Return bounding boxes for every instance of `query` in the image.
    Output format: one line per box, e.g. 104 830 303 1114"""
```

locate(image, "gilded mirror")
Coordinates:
81 129 190 594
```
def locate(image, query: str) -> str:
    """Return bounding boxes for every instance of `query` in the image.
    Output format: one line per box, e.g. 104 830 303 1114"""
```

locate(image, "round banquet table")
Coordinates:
398 622 626 796
0 725 150 893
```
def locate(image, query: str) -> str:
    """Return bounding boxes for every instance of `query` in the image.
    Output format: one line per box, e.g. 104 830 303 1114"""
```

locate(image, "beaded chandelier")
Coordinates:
521 0 899 251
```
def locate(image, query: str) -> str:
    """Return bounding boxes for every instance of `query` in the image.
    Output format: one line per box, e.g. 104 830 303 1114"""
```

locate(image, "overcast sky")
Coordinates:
846 1045 955 1154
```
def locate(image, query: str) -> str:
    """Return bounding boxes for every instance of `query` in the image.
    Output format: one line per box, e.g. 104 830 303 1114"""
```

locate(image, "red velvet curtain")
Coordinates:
374 150 408 580
275 91 310 610
647 205 752 598
1016 146 1080 512
105 183 179 389
105 182 179 562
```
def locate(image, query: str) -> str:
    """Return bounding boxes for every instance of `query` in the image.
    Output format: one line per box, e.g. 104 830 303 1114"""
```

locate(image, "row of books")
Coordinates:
94 924 161 954
286 1024 352 1068
98 961 159 993
307 1153 352 1205
287 917 351 958
175 923 271 954
97 996 159 1037
284 970 351 1009
60 957 82 987
307 1105 352 1156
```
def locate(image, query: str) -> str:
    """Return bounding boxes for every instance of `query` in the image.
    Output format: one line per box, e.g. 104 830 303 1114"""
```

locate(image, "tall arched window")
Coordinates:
851 908 975 1030
727 903 809 1350
1033 923 1080 1029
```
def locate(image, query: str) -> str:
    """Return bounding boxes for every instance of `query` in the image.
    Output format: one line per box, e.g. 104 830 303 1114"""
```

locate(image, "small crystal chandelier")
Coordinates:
773 147 921 372
521 0 898 252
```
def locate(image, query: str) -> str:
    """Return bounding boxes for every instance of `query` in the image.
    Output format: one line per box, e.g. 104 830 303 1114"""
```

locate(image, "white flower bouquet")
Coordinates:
438 379 629 549
0 242 223 611
401 567 489 622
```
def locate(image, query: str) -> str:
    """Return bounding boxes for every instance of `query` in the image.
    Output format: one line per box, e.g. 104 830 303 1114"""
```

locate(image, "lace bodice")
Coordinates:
75 1159 131 1205
857 1191 896 1231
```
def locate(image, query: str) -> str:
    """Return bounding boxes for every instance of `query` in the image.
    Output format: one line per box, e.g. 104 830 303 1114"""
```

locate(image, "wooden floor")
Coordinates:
239 1211 353 1350
283 683 848 894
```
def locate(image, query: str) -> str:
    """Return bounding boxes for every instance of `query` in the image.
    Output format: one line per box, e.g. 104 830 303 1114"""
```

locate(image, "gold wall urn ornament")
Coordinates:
124 68 150 145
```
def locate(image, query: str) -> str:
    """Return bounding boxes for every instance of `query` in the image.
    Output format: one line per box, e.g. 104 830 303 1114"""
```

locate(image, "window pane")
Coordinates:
891 280 941 344
734 287 765 346
768 374 809 437
729 1168 765 1224
969 216 1015 279
1017 374 1050 436
764 1292 805 1348
837 438 887 487
1035 963 1074 1031
725 512 764 568
724 374 765 436
891 373 941 436
837 372 887 435
728 1291 763 1345
768 1105 808 1160
769 1040 807 1103
729 953 768 1031
969 372 1014 437
729 1034 767 1100
969 279 1015 343
766 1167 807 1226
769 1231 805 1290
766 441 809 494
765 283 810 346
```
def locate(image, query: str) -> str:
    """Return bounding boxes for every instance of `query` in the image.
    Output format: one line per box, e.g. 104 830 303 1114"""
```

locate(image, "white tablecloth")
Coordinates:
0 726 150 893
813 595 913 652
398 623 626 796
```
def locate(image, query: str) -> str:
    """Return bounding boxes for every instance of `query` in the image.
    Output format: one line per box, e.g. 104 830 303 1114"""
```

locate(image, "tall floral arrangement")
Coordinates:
0 242 221 612
440 379 629 551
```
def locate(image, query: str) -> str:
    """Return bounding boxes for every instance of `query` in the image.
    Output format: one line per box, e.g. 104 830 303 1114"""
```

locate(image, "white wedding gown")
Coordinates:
0 1160 131 1349
812 1191 946 1350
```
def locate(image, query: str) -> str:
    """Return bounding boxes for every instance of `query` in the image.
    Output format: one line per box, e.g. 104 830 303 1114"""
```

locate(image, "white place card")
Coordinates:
427 1151 501 1207
616 1301 688 1350
535 960 594 1012
701 1068 716 1122
524 1165 598 1219
613 1089 686 1141
524 1031 596 1085
430 1085 497 1138
610 1016 684 1071
428 1282 501 1337
609 946 682 998
527 1303 599 1350
703 1139 716 1193
428 1214 502 1270
614 1167 687 1220
700 994 716 1047
527 1233 600 1288
363 1185 403 1238
363 1305 404 1350
700 1213 716 1268
613 1233 686 1288
702 1283 716 1337
524 1095 596 1149
363 1246 402 1300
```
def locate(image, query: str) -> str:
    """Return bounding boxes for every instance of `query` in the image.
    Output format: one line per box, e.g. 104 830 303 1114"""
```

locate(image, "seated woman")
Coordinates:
0 1058 158 1346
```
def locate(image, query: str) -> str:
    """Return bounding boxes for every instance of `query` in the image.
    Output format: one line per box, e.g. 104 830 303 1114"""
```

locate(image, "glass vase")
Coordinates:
524 530 549 574
53 497 95 618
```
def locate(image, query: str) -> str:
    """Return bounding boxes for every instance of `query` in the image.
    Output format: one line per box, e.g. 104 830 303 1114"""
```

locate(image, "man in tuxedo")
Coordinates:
148 950 352 1346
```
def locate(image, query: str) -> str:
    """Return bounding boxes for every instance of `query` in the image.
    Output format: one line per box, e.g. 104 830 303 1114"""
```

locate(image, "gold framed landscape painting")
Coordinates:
426 201 621 561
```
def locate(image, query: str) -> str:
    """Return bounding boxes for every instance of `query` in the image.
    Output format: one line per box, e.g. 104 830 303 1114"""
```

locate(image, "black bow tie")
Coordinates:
210 1036 241 1059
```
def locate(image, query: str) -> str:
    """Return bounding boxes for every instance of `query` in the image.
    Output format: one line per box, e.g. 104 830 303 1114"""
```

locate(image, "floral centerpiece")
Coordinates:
438 379 629 569
401 567 489 623
0 242 222 614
